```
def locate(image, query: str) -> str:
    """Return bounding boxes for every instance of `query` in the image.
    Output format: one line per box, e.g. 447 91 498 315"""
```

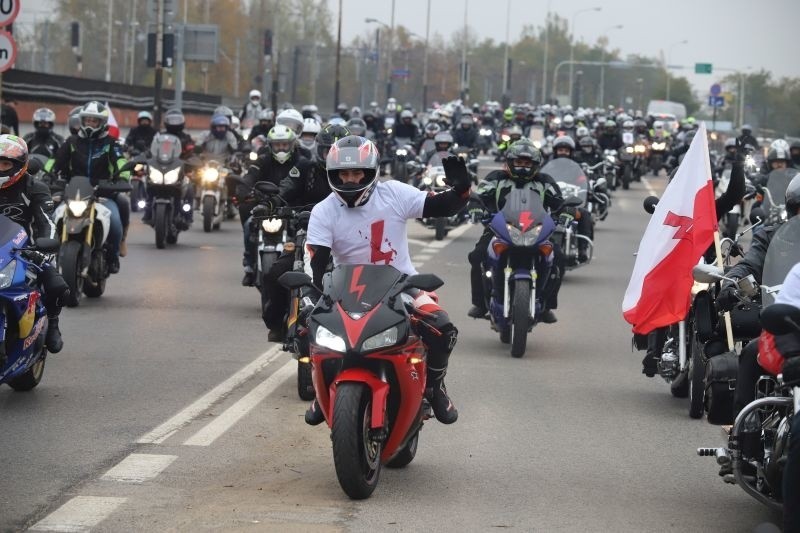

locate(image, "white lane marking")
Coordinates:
425 223 474 248
137 345 283 444
30 496 126 532
183 360 296 447
414 254 433 262
407 238 428 246
641 176 658 197
412 261 423 268
101 454 178 483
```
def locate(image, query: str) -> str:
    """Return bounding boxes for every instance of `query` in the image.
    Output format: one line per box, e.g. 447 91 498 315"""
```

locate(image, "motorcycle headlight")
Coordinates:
362 326 398 351
533 140 542 149
652 142 666 150
436 175 447 187
68 200 88 217
501 134 510 142
0 259 16 289
315 325 346 352
149 168 164 184
201 167 219 183
507 223 543 246
261 218 283 233
744 155 756 169
634 144 646 153
480 128 492 135
396 148 407 156
606 154 616 163
422 176 433 186
249 151 258 161
164 168 181 184
625 146 634 154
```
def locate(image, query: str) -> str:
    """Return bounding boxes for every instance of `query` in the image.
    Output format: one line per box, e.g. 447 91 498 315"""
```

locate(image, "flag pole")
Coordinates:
713 231 735 350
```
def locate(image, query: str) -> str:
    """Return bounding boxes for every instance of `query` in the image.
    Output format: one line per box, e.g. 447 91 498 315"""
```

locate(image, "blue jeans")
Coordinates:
99 197 123 259
242 215 255 268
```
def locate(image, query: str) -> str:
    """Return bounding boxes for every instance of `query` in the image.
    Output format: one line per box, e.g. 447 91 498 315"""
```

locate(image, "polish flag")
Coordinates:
622 123 718 334
105 102 120 140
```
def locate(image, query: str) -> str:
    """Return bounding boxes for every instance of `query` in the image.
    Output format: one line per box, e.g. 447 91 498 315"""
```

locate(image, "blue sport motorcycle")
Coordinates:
476 187 580 358
0 215 59 391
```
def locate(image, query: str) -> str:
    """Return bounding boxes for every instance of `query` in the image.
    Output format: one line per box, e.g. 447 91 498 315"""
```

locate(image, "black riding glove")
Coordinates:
716 283 739 312
442 156 471 194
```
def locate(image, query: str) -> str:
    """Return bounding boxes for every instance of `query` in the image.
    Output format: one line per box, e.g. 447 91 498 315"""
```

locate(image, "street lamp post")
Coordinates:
422 0 431 110
568 6 601 106
366 11 395 101
501 0 511 107
665 39 688 101
105 0 114 82
598 24 623 108
460 0 469 102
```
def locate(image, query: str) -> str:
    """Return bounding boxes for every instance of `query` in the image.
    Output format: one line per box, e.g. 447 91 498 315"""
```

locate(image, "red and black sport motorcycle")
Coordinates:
280 264 442 499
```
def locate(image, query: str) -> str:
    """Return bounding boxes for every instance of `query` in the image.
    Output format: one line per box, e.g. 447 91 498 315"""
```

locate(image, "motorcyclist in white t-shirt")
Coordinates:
304 135 472 426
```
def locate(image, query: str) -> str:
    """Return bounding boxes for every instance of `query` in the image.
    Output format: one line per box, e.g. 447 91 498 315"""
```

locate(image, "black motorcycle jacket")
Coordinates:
574 150 602 166
276 159 327 207
247 124 271 142
452 126 478 148
477 169 563 214
243 150 309 189
124 125 157 152
393 122 419 141
23 131 64 159
738 134 760 150
47 135 129 185
724 224 779 284
0 173 56 241
597 133 623 151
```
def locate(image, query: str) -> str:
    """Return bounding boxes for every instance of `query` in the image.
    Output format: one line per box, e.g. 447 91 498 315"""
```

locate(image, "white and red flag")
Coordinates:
622 122 718 334
105 102 120 140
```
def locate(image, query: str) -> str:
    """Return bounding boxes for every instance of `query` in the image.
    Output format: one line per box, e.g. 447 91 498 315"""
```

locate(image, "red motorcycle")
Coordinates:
280 264 442 499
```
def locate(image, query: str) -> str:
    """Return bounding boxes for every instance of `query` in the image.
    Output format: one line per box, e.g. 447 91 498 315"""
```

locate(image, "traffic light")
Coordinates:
263 29 273 56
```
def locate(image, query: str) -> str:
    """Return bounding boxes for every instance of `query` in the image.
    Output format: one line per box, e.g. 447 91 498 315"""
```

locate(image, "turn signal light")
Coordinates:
283 242 296 253
298 356 311 363
408 356 423 364
539 243 553 256
492 241 509 255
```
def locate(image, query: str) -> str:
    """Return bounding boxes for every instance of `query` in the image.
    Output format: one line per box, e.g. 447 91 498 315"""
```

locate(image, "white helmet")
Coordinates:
276 108 304 135
770 139 790 153
267 124 296 164
231 116 240 131
249 89 262 102
653 120 664 130
300 118 321 151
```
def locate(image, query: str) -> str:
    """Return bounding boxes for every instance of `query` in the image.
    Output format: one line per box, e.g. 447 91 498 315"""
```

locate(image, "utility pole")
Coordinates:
422 0 430 111
386 0 395 100
460 0 468 102
153 0 164 126
105 0 114 82
174 22 184 110
333 0 342 112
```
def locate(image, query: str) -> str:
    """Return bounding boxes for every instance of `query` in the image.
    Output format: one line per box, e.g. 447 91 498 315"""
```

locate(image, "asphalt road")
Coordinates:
0 159 779 532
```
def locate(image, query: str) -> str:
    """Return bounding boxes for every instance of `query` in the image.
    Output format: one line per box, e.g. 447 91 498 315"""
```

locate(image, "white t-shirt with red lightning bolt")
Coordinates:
306 180 427 276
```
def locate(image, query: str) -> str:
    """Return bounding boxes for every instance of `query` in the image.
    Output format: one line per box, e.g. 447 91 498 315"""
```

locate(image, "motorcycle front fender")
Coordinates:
331 368 390 430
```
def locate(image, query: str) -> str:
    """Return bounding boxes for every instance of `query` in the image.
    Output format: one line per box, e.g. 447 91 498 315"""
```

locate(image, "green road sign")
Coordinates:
695 63 713 74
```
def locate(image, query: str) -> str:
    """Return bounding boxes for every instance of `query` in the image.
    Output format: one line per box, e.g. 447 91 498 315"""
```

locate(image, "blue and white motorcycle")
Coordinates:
476 187 580 357
0 215 60 391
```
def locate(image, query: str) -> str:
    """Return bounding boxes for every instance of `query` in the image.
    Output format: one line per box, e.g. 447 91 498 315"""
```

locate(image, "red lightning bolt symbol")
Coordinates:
519 211 535 232
664 211 694 240
349 265 367 302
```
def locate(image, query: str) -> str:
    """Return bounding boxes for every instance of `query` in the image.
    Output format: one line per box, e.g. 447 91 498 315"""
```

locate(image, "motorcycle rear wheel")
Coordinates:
82 249 106 298
688 334 705 419
60 240 84 308
622 166 632 190
8 351 46 391
297 360 315 401
385 430 419 469
331 382 382 500
511 280 531 358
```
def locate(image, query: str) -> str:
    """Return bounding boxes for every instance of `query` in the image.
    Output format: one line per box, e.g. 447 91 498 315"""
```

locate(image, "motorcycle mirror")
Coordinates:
34 238 60 254
749 207 765 224
643 196 660 214
691 264 725 284
404 273 444 293
760 303 800 335
278 271 313 290
254 181 279 195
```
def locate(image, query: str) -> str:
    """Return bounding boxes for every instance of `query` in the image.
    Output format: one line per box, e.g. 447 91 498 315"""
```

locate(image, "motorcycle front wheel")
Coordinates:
297 360 315 401
434 218 447 241
202 196 215 233
7 351 46 391
154 203 168 249
511 279 531 358
331 382 382 500
60 240 84 307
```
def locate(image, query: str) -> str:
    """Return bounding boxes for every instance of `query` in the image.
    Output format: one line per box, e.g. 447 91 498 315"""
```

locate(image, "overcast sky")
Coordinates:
20 0 798 96
327 0 797 95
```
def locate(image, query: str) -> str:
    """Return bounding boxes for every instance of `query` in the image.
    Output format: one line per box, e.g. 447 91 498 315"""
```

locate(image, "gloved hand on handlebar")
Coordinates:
251 202 274 218
442 156 472 194
716 282 740 311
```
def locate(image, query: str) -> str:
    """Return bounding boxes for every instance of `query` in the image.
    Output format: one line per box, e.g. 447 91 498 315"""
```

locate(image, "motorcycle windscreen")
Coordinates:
324 264 404 313
426 151 450 168
64 176 94 202
0 215 28 268
761 216 800 305
764 168 798 212
528 126 545 145
150 133 183 165
541 158 589 204
498 187 550 232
